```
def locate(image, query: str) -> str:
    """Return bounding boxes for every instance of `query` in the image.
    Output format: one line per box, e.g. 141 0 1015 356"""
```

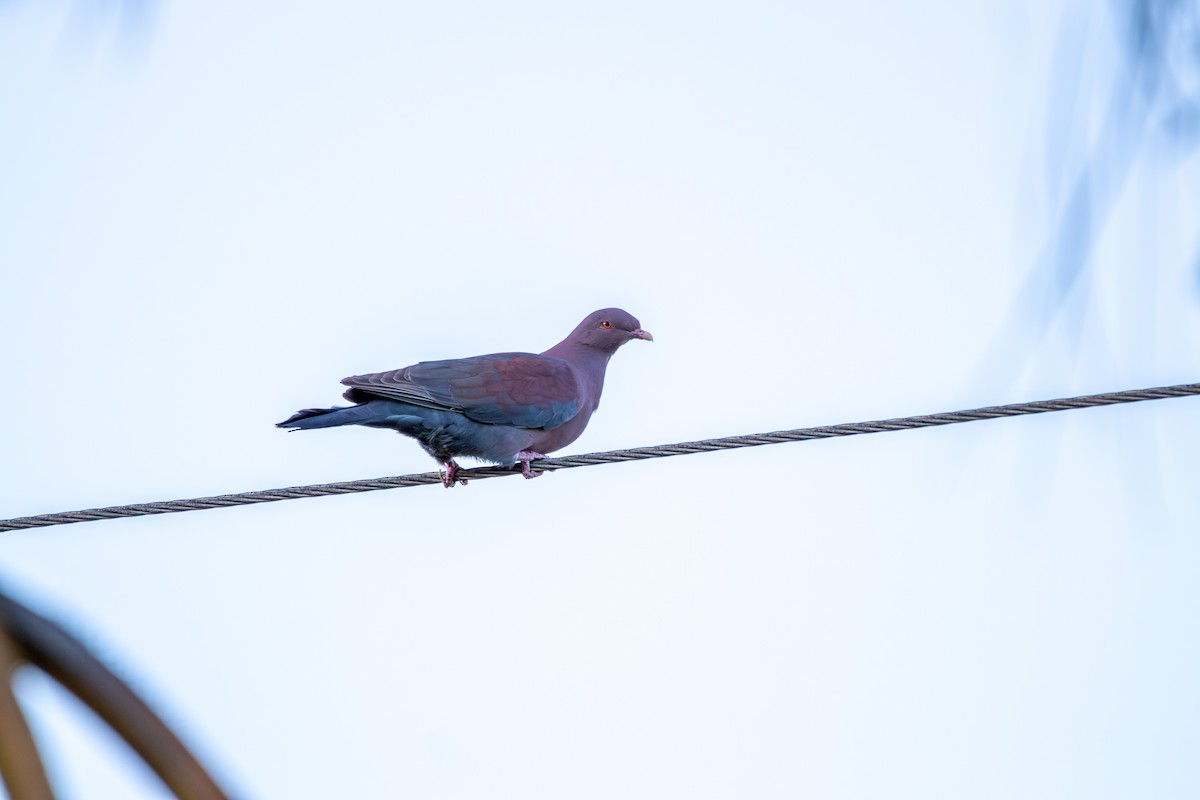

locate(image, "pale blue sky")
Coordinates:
2 1 1200 797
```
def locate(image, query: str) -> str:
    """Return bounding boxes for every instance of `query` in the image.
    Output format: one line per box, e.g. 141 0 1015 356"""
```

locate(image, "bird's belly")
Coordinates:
391 407 535 465
528 405 595 455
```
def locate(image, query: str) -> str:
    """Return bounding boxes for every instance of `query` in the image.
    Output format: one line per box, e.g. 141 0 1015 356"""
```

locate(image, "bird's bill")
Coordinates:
632 329 654 341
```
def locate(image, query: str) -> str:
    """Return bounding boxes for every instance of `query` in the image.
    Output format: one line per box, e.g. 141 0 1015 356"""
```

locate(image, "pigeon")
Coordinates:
278 308 653 486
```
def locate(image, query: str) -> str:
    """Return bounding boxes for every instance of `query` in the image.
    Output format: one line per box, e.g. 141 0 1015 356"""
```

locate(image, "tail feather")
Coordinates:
277 405 385 430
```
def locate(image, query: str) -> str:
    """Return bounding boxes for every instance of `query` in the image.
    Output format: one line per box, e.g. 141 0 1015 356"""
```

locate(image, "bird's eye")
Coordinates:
600 320 612 329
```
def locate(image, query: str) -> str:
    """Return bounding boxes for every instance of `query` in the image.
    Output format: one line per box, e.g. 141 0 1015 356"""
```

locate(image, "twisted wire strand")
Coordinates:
2 382 1197 533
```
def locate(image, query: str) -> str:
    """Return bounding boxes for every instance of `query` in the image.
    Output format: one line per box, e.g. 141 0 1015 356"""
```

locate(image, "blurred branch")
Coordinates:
0 588 229 799
0 630 54 800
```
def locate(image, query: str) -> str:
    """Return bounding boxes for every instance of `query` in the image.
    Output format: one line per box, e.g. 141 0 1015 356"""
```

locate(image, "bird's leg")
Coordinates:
516 451 547 480
441 459 467 488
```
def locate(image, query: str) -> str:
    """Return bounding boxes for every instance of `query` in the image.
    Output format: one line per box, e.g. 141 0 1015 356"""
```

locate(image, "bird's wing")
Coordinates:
341 352 583 430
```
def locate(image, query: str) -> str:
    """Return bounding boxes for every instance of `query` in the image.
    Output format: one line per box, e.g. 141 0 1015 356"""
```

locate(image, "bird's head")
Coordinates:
570 308 654 353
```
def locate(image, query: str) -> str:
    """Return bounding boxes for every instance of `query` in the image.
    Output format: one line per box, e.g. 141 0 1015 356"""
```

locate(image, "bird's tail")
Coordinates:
276 405 388 430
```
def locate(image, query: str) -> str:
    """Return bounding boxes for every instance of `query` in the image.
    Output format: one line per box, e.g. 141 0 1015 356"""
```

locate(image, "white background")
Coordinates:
2 1 1199 797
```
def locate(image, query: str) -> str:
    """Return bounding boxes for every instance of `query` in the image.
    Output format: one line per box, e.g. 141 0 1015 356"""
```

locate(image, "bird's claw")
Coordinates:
441 461 468 488
516 451 547 480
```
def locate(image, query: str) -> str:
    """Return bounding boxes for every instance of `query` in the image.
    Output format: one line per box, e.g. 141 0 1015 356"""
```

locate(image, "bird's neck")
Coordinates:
542 341 612 401
544 340 612 367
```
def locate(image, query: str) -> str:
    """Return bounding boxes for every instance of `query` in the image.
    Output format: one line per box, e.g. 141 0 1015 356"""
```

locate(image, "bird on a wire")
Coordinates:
278 308 653 487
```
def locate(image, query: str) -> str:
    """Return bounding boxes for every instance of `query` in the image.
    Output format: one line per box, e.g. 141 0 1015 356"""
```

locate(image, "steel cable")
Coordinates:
2 382 1197 532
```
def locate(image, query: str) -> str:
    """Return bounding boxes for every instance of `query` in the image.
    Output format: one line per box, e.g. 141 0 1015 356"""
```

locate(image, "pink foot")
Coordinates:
516 451 547 479
442 460 467 488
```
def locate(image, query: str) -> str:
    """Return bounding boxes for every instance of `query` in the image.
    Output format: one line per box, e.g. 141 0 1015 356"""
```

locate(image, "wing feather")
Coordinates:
340 352 582 430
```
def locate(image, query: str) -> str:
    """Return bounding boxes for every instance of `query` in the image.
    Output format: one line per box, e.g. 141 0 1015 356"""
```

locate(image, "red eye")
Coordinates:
600 320 612 329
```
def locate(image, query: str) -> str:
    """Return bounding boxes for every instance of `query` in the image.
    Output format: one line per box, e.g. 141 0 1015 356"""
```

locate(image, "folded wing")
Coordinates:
341 352 582 430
